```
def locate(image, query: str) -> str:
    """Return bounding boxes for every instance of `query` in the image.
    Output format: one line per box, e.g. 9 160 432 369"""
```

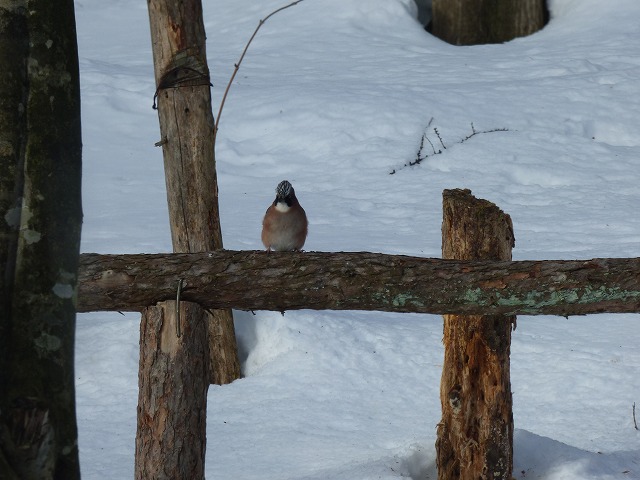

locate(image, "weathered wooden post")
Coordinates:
146 0 241 387
135 0 240 478
436 189 516 479
135 302 209 479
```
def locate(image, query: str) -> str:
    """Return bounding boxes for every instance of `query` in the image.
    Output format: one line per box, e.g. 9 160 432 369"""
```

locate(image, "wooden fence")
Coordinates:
4 0 637 478
77 189 640 480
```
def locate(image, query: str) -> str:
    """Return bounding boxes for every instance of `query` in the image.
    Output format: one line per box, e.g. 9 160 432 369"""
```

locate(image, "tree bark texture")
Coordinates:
138 1 240 478
0 1 82 479
135 301 208 480
77 251 640 316
0 0 29 424
436 189 514 480
148 0 240 387
432 0 546 45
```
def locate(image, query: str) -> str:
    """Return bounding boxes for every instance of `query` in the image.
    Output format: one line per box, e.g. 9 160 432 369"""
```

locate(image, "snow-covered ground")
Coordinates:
74 0 640 478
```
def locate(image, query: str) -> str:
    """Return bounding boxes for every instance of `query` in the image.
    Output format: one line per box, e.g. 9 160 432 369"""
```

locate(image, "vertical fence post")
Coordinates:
135 0 241 477
436 189 516 479
146 0 241 387
135 302 208 479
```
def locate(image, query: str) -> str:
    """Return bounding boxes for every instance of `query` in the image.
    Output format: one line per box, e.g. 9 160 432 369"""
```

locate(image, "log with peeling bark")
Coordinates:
148 0 240 387
136 0 238 478
77 251 640 316
135 301 208 480
436 188 514 479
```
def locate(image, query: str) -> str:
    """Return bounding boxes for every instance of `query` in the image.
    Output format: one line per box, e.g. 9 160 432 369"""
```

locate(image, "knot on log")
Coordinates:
448 387 462 414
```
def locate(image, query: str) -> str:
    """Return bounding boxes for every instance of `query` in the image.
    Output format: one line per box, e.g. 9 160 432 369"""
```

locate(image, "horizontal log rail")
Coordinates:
77 251 640 316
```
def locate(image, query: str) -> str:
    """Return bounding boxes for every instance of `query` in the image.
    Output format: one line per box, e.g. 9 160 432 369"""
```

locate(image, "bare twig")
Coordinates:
634 402 638 430
212 0 304 147
434 127 447 150
390 121 510 174
461 122 509 143
425 135 438 155
414 134 425 164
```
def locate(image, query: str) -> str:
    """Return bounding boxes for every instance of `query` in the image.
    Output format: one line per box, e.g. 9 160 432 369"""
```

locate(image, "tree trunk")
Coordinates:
0 0 29 416
147 0 240 387
431 0 547 45
0 1 82 478
135 301 209 480
136 1 240 477
76 251 640 316
436 189 514 480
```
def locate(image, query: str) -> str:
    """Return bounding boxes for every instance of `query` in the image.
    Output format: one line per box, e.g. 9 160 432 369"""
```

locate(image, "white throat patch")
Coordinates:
275 201 291 213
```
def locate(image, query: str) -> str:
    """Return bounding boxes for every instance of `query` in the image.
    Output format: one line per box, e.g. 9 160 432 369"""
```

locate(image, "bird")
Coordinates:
261 180 308 252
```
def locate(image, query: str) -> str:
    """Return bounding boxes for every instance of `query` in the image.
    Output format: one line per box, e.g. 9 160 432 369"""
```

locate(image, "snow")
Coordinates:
74 0 640 478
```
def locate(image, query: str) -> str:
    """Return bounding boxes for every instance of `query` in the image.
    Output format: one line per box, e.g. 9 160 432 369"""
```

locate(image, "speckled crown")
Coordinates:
276 180 293 198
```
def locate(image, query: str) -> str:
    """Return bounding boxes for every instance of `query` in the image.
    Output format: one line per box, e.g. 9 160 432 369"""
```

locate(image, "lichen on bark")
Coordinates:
0 0 82 478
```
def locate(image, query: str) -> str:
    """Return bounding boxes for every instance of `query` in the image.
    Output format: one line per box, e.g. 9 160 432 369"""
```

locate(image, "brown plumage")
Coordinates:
261 180 308 252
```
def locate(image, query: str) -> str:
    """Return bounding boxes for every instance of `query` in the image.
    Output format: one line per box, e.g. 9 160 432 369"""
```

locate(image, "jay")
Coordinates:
261 180 308 252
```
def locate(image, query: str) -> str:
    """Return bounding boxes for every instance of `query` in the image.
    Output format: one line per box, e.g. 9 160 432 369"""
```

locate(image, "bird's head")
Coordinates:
274 180 296 208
